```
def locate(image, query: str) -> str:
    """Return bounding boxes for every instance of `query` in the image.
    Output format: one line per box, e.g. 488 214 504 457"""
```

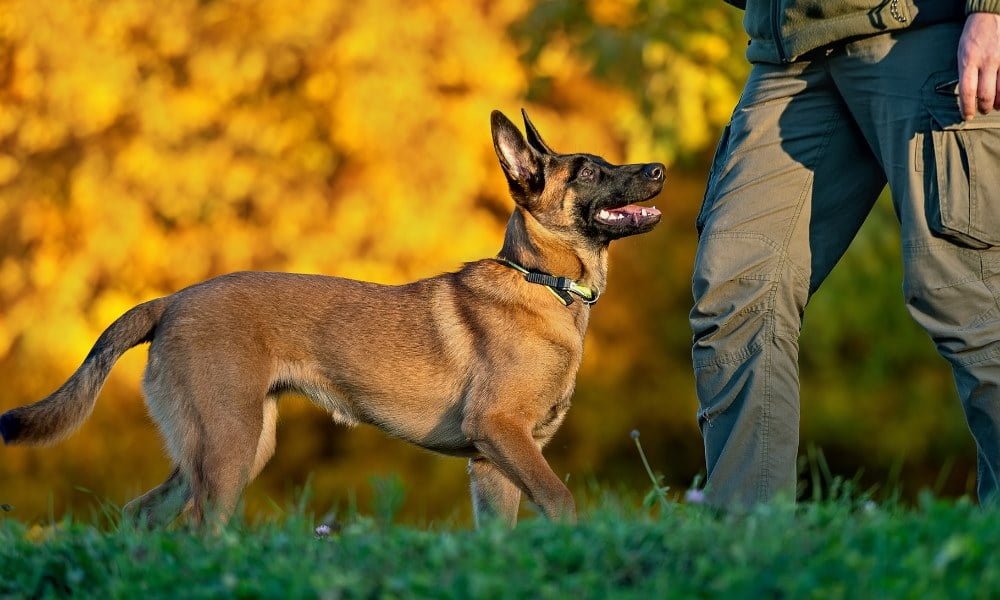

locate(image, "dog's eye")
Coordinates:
579 166 596 181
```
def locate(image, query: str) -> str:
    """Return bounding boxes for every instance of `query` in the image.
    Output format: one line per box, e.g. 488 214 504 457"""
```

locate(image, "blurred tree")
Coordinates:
514 0 748 164
0 0 546 521
0 0 976 523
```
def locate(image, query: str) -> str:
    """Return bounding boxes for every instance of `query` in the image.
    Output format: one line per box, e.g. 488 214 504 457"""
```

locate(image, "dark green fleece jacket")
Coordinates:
725 0 1000 63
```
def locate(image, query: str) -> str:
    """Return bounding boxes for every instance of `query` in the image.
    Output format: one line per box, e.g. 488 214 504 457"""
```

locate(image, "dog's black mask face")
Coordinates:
491 110 664 246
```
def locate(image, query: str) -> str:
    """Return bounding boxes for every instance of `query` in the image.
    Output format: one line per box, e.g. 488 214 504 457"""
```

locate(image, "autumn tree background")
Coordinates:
0 0 977 522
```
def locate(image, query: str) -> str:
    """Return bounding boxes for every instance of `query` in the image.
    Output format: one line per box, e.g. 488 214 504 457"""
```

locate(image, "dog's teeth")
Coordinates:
599 209 610 219
641 209 648 216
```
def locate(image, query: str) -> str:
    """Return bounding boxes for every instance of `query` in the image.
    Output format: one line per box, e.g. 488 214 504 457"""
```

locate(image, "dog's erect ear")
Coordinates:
521 109 555 156
491 110 543 206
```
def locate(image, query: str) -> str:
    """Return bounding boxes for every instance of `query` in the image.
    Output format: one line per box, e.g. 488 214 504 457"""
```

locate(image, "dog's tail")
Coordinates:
0 298 167 446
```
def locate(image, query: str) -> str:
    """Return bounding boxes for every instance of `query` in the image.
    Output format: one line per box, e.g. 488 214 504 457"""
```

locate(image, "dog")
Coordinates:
0 110 664 528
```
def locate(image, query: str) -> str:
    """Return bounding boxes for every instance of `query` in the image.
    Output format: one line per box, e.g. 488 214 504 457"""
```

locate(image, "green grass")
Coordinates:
2 490 1000 599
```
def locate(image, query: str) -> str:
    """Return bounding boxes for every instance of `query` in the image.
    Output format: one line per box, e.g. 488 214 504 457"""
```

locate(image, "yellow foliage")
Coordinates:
0 0 538 369
0 0 746 520
588 0 640 28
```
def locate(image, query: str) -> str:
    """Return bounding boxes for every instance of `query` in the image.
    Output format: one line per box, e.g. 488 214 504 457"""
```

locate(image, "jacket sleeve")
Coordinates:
722 0 746 9
968 0 1000 13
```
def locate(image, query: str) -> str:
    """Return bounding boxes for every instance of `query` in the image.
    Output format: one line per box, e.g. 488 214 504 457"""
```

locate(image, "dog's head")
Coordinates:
491 110 664 247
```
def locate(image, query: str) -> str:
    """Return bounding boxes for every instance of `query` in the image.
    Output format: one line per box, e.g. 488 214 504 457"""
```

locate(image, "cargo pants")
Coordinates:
691 22 1000 506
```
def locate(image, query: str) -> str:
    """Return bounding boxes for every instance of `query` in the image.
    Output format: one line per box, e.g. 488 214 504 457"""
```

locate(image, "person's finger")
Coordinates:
979 65 998 114
960 64 980 120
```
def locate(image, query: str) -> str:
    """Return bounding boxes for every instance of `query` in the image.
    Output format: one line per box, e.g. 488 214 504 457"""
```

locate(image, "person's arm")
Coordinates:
959 3 1000 119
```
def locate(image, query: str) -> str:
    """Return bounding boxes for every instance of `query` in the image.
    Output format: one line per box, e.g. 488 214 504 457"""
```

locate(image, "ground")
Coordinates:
2 490 999 599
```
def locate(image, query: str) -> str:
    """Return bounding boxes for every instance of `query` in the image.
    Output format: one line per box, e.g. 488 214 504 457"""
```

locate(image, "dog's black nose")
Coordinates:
642 163 665 181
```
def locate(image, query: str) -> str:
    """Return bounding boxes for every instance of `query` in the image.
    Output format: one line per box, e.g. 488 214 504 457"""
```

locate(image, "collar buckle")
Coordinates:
496 258 599 307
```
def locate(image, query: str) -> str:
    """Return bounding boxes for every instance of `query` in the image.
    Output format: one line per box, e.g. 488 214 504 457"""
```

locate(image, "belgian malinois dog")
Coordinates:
0 110 664 528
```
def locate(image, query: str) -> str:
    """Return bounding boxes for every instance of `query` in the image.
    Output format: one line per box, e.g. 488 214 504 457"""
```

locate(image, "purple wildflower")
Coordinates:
684 489 706 504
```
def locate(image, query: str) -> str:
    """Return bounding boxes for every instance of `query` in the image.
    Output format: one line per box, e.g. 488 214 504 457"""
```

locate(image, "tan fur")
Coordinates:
0 111 664 528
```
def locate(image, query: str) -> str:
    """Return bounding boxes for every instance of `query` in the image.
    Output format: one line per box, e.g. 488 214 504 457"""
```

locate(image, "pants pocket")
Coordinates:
925 96 1000 249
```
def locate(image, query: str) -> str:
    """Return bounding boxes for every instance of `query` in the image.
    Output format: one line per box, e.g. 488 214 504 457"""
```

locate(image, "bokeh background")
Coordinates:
0 0 978 523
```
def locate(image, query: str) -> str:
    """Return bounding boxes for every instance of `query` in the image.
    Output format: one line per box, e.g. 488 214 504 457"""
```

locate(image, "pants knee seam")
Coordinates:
951 344 1000 368
700 230 783 254
694 336 767 369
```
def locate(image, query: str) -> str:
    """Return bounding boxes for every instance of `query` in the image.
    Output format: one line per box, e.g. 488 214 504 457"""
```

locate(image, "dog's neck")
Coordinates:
498 208 608 294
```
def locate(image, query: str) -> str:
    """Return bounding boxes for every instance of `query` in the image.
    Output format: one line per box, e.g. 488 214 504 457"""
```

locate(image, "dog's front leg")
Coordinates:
464 414 576 523
468 457 521 528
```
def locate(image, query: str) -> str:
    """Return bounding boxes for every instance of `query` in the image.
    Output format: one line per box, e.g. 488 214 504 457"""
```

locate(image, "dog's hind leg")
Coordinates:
123 391 272 529
123 467 192 528
188 383 273 527
468 457 521 528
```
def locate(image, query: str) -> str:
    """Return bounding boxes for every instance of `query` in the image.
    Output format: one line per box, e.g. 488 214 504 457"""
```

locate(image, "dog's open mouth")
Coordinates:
595 204 661 227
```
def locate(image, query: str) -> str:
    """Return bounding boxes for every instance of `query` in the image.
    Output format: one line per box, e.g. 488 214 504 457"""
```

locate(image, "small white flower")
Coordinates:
315 524 332 538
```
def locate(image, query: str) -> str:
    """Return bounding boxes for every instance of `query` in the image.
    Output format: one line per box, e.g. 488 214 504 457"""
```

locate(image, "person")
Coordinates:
691 0 1000 507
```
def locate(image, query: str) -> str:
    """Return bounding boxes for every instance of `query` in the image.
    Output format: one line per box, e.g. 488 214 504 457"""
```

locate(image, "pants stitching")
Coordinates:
759 306 773 502
757 106 841 502
700 230 783 253
981 254 1000 319
951 343 1000 368
694 336 766 369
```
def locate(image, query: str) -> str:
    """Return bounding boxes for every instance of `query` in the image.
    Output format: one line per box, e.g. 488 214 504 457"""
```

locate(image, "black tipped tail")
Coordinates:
0 297 166 446
0 412 21 445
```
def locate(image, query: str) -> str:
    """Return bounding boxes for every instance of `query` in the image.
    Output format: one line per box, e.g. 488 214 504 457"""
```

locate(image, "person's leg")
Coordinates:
832 23 1000 502
692 58 887 507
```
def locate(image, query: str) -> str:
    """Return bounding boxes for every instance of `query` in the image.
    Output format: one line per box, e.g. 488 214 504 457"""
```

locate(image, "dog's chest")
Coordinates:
538 330 585 434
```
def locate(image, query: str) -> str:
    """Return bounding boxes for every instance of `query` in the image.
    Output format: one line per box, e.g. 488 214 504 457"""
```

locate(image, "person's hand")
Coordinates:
959 11 1000 120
